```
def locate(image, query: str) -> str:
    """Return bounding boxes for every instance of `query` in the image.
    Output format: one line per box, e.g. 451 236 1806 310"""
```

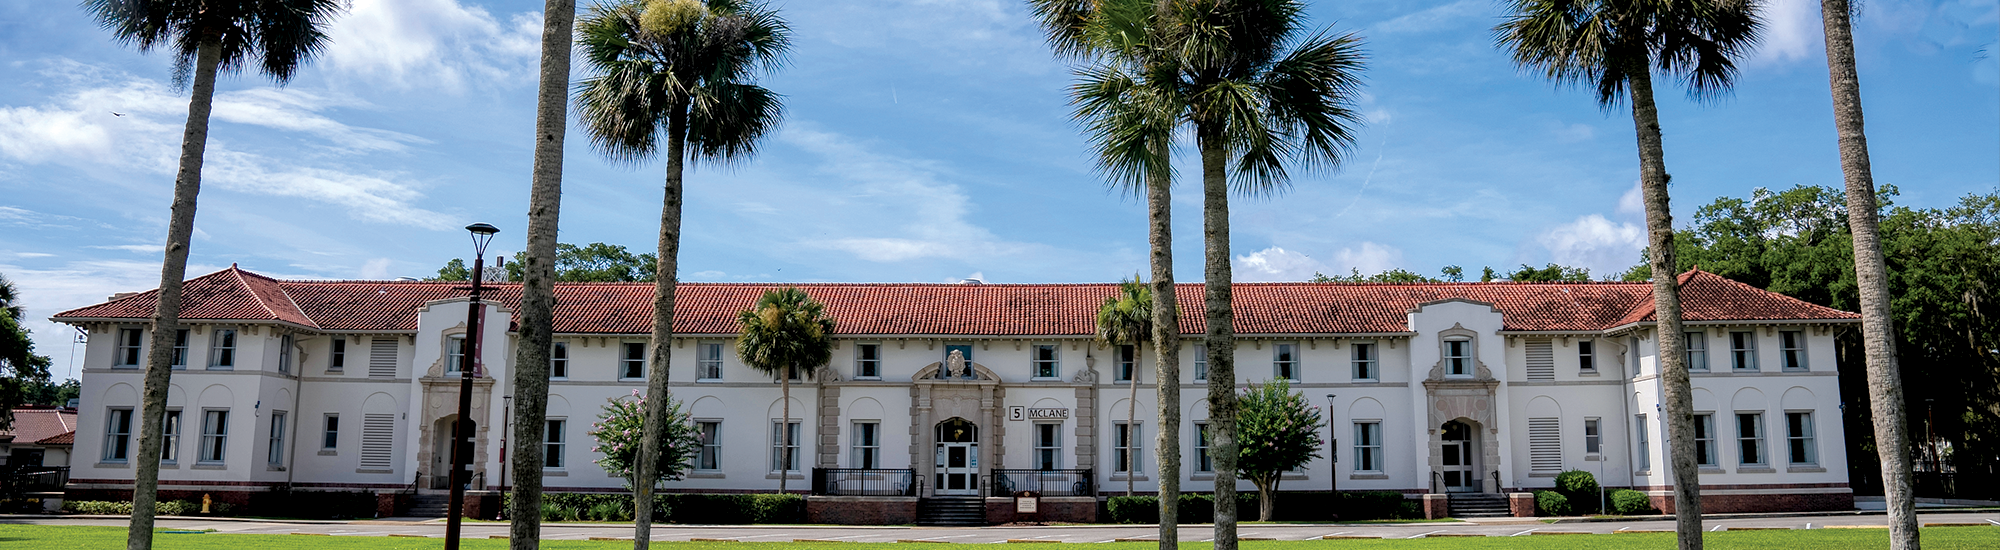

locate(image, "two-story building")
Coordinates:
53 265 1859 521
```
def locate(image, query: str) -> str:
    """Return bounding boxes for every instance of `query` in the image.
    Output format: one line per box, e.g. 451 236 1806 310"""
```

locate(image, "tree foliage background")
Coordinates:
436 242 658 282
0 273 54 429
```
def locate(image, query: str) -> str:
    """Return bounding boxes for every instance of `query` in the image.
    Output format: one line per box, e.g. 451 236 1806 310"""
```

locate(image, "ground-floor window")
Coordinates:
771 421 800 472
162 410 181 463
1786 412 1817 465
1113 422 1142 473
1634 414 1650 470
1694 414 1717 467
1033 422 1062 470
852 422 880 469
1353 421 1382 472
103 408 133 462
200 409 229 463
1736 412 1766 466
1194 422 1212 473
267 411 287 466
545 419 567 469
697 421 722 471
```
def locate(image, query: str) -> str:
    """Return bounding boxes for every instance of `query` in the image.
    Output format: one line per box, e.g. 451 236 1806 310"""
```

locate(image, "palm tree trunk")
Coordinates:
1628 67 1700 550
1819 3 1917 548
510 3 575 548
634 105 689 547
127 35 220 550
1197 122 1240 550
781 370 792 494
1148 141 1182 546
1127 342 1139 498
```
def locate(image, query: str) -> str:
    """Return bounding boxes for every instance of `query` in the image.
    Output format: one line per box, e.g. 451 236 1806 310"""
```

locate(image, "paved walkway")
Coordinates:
5 511 1996 542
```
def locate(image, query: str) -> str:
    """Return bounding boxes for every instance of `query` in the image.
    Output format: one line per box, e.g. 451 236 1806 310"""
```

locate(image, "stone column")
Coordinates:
817 386 842 468
1073 387 1096 475
913 385 933 496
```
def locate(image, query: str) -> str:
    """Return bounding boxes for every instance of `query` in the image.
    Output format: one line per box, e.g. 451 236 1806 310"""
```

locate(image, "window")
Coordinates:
550 341 568 379
770 421 800 472
277 334 293 374
1528 417 1562 474
161 410 181 462
621 342 646 379
360 414 395 470
1353 421 1382 472
1729 331 1758 371
1273 342 1299 381
171 329 189 369
1585 418 1602 455
855 343 881 379
1114 345 1136 383
545 419 567 469
1113 422 1142 473
447 335 467 373
1578 340 1596 372
322 414 339 450
116 328 143 367
1194 422 1212 473
1351 342 1376 381
328 337 345 371
200 410 229 463
698 341 723 380
103 408 133 462
267 411 287 465
852 422 881 469
1031 344 1059 379
1684 331 1709 371
697 421 722 470
1786 412 1817 465
1628 336 1642 375
1444 339 1471 376
210 329 236 369
1736 412 1766 466
1033 423 1061 470
1694 414 1717 467
1780 331 1807 371
1634 414 1651 470
1193 344 1208 382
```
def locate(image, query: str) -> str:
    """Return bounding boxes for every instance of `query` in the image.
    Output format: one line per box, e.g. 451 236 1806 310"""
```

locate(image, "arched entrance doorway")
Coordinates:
934 417 979 495
1440 419 1479 492
430 415 475 489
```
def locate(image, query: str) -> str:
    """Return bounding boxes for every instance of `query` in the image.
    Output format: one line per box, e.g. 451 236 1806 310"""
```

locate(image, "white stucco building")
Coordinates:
54 266 1860 519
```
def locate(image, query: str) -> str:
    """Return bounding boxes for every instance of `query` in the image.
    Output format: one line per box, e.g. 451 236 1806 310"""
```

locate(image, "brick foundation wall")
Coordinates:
377 492 406 517
983 496 1097 524
1508 493 1534 517
1420 494 1448 519
806 496 918 525
1641 483 1854 514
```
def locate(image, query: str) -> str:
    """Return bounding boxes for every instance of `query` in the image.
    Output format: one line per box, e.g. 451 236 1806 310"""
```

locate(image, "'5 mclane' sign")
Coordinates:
1008 406 1071 421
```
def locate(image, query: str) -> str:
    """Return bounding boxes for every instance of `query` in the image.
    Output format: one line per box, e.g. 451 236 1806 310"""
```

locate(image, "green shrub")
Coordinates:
62 500 230 516
1107 496 1158 524
63 501 133 515
1533 490 1571 516
1610 489 1659 515
749 494 805 524
1554 470 1600 514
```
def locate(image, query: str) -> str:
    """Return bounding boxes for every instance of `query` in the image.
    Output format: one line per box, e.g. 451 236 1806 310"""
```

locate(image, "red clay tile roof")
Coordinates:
1 408 78 445
36 431 74 446
53 267 1858 336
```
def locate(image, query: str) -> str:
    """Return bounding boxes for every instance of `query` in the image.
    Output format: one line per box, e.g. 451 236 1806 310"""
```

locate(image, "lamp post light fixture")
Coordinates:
445 222 498 550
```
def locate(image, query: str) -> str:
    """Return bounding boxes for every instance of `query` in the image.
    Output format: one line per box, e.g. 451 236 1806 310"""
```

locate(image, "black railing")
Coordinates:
812 468 918 496
0 465 68 495
990 469 1092 497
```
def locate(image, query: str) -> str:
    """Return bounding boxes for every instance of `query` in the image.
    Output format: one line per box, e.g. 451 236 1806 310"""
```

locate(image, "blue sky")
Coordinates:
2 0 1995 379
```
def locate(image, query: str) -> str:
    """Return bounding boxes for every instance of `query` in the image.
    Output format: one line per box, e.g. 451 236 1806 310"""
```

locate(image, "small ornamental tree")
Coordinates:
589 390 701 489
1237 380 1325 521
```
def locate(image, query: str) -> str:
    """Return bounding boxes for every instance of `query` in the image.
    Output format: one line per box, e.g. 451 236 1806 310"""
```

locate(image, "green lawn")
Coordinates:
1 525 1995 549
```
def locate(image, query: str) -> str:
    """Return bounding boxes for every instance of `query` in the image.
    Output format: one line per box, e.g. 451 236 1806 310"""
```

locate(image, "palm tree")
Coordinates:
1496 1 1760 548
81 3 344 548
574 0 788 543
736 288 836 495
1028 0 1185 542
1816 1 1917 547
1096 277 1153 497
507 1 579 547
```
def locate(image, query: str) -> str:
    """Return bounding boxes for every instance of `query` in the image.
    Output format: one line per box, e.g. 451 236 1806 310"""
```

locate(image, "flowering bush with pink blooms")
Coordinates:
1238 379 1326 521
588 390 701 488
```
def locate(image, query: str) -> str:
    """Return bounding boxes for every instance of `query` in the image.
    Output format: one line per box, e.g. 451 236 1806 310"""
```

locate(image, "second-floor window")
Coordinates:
210 329 236 369
854 343 881 379
1351 342 1376 381
1730 331 1758 371
171 329 189 369
116 328 143 367
1444 338 1471 376
1578 340 1596 372
1685 331 1709 371
277 334 293 374
1114 345 1136 383
1780 331 1808 371
447 335 467 373
621 342 646 379
1032 344 1059 379
550 341 569 379
328 337 345 372
698 341 723 380
1193 344 1208 381
1273 342 1299 381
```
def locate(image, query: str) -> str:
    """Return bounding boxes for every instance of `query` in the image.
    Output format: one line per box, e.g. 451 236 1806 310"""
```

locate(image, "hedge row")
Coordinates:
1534 471 1661 517
504 493 805 524
1107 491 1418 523
63 499 235 516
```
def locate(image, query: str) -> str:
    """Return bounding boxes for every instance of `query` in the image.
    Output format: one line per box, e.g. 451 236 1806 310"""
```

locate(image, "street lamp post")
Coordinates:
445 223 498 550
1326 394 1337 495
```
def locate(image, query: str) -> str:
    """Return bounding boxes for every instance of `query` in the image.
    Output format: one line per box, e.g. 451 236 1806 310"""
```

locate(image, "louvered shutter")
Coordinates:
1525 340 1555 380
368 338 398 378
360 413 396 470
1528 417 1562 474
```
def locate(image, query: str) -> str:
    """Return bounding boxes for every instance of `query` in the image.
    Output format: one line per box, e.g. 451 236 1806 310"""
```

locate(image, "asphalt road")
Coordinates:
6 511 1997 542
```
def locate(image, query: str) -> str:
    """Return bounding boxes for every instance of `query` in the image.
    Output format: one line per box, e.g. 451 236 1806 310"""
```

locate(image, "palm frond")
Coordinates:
1073 64 1178 197
688 82 783 163
1028 0 1098 58
84 0 343 87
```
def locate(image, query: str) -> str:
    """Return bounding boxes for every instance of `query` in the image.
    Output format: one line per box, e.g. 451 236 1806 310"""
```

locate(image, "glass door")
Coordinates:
1441 421 1476 492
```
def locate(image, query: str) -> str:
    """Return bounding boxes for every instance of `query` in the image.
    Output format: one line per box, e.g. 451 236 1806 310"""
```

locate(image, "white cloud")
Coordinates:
1750 0 1823 66
1234 243 1407 282
1 259 224 382
1538 214 1646 276
1372 0 1487 35
359 257 394 279
321 0 543 92
1617 181 1645 216
784 127 1044 263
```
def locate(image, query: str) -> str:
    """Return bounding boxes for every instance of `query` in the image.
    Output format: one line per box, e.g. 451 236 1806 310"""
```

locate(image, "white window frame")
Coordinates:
208 328 237 370
1684 331 1709 372
277 334 294 374
1780 330 1808 371
621 342 646 379
103 408 133 462
267 411 287 466
696 420 723 471
447 335 467 373
1693 413 1717 467
1351 342 1376 381
1193 344 1208 382
1584 417 1602 457
1031 343 1060 380
1729 331 1758 371
697 341 724 381
1634 414 1651 471
851 421 881 469
321 414 339 451
1273 342 1300 382
199 409 229 464
1578 340 1596 373
854 342 882 379
1113 421 1142 473
327 336 344 372
171 329 190 370
549 341 569 379
1032 422 1062 470
770 420 801 473
115 327 143 367
1785 411 1817 465
1736 412 1767 466
161 409 181 463
1444 338 1472 377
1114 345 1136 383
545 418 567 470
1353 421 1383 473
1193 422 1213 473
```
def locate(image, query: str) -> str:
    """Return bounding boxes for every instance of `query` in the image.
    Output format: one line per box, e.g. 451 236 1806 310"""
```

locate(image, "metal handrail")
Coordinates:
811 468 918 496
989 469 1093 497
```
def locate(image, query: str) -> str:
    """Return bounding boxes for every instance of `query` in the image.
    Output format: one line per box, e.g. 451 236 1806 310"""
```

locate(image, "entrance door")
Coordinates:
934 417 980 495
1441 420 1476 492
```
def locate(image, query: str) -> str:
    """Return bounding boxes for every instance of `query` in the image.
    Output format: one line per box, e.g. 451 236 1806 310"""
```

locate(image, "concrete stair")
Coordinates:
408 493 453 518
1447 493 1512 518
916 497 987 526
